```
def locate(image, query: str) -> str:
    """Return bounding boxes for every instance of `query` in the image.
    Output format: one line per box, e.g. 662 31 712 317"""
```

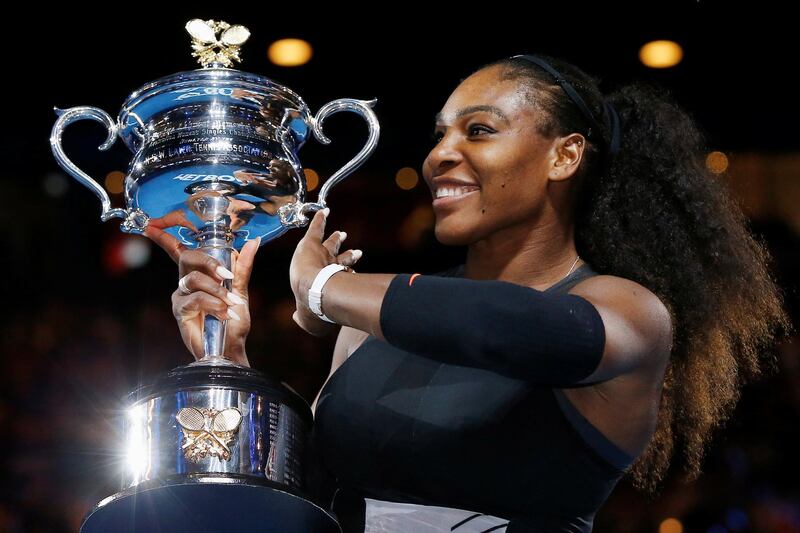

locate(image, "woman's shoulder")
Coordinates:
569 272 666 310
569 273 673 365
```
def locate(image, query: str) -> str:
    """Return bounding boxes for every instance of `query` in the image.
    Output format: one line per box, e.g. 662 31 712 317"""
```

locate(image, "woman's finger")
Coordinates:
172 291 240 323
232 237 261 296
302 208 329 243
177 271 244 306
322 231 347 258
336 249 363 267
178 249 235 281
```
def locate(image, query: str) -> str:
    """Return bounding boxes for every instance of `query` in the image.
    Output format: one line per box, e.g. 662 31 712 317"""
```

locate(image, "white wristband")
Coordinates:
308 264 348 323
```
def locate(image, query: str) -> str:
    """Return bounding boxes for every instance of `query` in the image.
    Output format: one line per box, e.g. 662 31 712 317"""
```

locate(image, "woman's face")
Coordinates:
422 66 576 246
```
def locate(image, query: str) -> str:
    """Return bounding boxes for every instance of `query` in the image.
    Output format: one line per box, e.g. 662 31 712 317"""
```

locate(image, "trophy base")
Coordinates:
81 475 341 533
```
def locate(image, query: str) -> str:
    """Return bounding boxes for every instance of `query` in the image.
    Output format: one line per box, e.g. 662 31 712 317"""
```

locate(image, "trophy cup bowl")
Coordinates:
50 19 379 533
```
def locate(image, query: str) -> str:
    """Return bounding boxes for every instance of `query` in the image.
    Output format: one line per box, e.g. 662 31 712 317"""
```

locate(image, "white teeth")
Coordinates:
435 186 477 199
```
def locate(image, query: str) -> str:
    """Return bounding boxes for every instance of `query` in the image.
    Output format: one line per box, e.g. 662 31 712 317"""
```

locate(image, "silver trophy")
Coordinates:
50 19 379 533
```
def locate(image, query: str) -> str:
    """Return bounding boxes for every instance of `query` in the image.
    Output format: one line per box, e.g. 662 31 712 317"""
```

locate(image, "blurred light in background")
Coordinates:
640 40 683 68
104 236 151 274
122 238 151 269
268 39 313 67
658 517 684 533
43 172 69 197
305 168 320 191
706 151 730 174
395 167 419 190
105 170 125 195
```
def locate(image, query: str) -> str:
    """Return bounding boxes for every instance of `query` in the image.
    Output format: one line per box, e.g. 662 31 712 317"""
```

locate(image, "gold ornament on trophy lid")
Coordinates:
186 19 251 68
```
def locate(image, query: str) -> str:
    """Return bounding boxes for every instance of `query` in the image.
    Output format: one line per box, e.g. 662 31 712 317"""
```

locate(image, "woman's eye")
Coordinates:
469 124 493 136
431 125 493 145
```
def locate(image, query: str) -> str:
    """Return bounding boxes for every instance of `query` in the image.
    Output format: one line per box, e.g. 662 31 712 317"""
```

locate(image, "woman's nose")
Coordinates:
424 133 463 174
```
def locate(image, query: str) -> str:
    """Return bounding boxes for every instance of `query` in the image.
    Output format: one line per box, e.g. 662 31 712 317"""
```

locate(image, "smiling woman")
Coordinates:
150 54 792 532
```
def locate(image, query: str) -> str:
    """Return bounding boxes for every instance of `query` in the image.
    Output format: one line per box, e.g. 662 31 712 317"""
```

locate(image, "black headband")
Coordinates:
510 54 620 160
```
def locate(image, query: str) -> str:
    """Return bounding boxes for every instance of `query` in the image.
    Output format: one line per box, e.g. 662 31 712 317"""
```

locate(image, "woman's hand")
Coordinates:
145 223 259 366
289 208 362 337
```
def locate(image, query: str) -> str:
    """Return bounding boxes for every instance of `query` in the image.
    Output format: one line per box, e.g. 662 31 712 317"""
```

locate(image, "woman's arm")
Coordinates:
291 210 673 387
318 271 671 386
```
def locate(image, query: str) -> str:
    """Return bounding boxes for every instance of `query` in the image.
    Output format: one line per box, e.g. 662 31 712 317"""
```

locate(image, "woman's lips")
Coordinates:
432 187 480 209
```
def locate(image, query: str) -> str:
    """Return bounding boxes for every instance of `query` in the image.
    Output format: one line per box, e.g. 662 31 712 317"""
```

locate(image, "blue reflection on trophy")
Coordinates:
50 18 378 533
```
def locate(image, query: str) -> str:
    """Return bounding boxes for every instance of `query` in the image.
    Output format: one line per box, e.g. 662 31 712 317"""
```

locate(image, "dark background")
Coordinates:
2 3 798 532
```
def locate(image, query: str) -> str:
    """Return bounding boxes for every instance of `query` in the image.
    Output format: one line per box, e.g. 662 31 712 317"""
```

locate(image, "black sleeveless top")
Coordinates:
308 264 635 532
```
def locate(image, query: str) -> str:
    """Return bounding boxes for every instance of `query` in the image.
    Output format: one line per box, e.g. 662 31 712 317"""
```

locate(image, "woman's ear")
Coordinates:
548 134 585 182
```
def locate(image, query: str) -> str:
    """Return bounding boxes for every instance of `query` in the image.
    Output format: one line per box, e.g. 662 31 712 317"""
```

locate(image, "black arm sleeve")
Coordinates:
378 273 606 386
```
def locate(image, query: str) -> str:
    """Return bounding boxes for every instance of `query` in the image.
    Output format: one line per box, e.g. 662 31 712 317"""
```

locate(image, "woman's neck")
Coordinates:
463 218 582 291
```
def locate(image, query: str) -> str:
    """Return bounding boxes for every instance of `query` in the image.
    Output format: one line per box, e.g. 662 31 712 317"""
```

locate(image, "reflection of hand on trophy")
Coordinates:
233 166 295 216
50 17 378 533
148 209 198 233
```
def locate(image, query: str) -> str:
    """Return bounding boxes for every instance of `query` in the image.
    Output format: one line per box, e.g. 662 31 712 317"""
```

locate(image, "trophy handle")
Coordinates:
50 106 148 234
278 98 379 226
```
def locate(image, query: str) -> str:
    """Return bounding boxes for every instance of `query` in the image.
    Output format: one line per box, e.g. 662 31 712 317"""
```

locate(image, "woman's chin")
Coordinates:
434 224 474 247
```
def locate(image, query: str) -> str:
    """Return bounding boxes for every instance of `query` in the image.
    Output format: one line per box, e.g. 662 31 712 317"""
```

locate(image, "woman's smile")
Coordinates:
431 182 481 209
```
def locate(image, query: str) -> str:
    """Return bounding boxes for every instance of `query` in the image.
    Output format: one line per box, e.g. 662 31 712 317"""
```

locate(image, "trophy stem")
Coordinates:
200 237 233 362
186 181 240 365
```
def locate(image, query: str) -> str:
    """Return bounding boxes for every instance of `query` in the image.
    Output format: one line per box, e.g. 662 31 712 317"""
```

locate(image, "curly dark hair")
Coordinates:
476 55 793 494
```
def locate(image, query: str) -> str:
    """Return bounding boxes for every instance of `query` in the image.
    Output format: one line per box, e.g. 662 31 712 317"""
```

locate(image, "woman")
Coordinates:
147 54 791 532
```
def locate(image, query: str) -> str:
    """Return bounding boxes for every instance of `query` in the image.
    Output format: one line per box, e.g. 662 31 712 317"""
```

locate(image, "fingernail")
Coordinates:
339 231 347 242
255 236 261 247
227 308 241 321
321 207 330 217
227 291 246 306
352 249 363 261
216 266 234 279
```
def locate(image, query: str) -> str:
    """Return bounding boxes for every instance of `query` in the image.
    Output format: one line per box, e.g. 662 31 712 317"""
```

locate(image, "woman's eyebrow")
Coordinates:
434 105 510 126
